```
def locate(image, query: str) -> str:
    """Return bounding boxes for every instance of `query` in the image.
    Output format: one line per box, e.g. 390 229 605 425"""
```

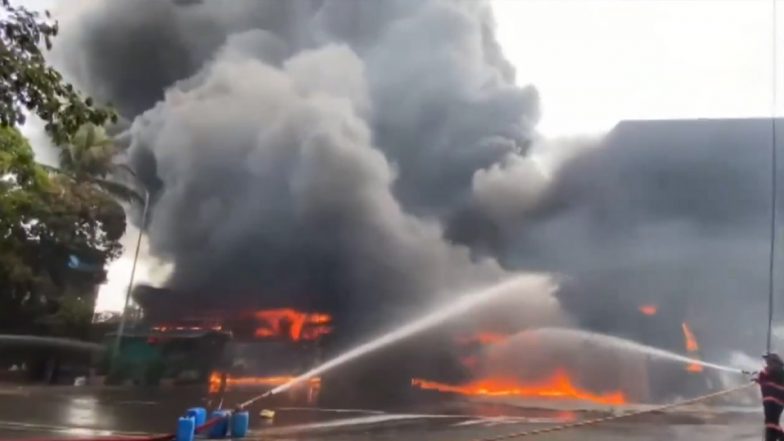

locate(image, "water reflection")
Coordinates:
66 397 99 427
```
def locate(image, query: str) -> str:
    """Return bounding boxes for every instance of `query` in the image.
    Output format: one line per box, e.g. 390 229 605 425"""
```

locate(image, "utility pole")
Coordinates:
111 188 150 368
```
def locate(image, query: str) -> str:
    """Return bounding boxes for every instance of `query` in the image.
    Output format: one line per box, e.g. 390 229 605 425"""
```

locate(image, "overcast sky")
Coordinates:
19 0 783 311
495 0 783 136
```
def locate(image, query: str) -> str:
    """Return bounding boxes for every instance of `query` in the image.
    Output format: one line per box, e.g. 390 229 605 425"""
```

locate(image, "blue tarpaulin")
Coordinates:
67 255 101 272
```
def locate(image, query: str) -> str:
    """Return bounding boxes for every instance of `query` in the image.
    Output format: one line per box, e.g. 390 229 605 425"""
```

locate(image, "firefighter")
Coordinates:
757 353 784 441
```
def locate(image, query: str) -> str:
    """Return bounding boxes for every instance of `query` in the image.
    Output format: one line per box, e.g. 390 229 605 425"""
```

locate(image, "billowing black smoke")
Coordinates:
454 118 781 359
56 0 556 335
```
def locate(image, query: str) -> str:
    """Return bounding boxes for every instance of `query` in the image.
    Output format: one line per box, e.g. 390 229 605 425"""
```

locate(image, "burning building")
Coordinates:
131 285 331 402
48 0 779 408
58 0 560 407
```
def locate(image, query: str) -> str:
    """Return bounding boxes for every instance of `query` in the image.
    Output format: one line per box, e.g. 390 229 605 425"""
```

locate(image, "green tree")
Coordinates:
1 0 116 144
59 123 144 204
0 127 125 334
59 124 115 180
40 293 95 339
1 0 139 205
1 1 140 338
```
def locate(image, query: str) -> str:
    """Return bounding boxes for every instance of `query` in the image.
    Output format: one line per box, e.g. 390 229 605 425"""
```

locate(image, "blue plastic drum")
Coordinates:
176 417 195 441
186 407 207 428
231 411 250 438
208 410 231 438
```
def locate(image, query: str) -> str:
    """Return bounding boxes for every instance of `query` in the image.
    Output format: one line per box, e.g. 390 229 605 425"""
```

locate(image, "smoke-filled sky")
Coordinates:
19 0 784 359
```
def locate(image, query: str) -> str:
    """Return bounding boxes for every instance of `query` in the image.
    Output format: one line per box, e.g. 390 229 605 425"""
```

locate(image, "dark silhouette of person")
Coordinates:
757 353 784 441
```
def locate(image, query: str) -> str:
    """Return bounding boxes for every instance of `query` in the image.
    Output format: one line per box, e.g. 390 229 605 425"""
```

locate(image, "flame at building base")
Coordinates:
411 369 626 406
209 371 321 394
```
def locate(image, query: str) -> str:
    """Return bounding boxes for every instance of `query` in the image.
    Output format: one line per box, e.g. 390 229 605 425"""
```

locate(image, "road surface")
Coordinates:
0 385 765 440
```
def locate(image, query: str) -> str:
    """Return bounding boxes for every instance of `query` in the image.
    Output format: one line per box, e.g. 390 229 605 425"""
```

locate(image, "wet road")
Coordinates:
0 385 766 440
0 385 203 438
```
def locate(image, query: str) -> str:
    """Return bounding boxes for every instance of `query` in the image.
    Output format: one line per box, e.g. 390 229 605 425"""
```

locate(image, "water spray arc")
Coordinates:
236 276 746 411
521 327 743 374
237 274 555 408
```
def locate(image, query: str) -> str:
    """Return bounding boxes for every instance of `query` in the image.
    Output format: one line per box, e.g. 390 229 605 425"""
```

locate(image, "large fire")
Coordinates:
208 371 321 394
253 308 332 341
681 322 703 373
411 369 626 406
150 308 332 342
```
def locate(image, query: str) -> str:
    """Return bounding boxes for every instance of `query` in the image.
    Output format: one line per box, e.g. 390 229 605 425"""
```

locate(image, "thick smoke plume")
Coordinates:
55 0 779 384
56 0 557 337
453 118 780 359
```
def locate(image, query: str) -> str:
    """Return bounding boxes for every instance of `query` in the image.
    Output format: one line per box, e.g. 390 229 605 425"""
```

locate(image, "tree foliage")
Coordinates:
0 1 142 336
0 127 125 334
0 0 116 144
60 123 144 204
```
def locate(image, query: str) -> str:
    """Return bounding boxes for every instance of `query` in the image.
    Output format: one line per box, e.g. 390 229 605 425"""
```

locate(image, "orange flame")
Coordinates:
253 308 332 341
456 332 508 345
685 363 704 373
638 305 658 316
209 371 321 394
681 322 703 373
411 369 626 406
209 371 219 393
681 323 699 352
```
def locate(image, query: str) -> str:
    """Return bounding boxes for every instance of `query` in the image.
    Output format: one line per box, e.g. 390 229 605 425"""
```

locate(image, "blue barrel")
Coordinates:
230 411 249 438
186 407 207 427
176 417 195 441
208 410 231 438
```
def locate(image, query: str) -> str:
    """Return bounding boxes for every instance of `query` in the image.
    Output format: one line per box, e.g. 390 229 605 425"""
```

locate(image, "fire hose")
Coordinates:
236 390 272 410
469 382 756 441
